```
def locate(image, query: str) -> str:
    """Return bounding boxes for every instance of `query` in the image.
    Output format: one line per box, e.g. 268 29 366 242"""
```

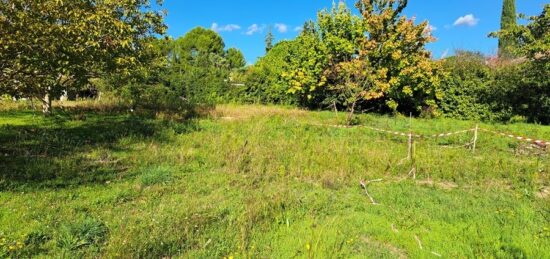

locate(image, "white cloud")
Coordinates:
274 23 288 33
246 24 265 35
453 14 479 27
428 24 437 32
294 26 303 32
211 23 241 32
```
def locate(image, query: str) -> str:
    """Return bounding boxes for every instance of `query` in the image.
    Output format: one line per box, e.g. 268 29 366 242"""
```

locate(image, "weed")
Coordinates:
138 166 174 187
56 217 108 254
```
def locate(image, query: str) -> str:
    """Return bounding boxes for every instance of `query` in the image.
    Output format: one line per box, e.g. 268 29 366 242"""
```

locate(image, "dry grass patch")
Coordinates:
213 104 308 121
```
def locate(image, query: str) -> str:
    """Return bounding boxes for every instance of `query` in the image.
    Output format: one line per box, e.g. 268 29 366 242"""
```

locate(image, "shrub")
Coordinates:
489 62 550 124
439 51 494 121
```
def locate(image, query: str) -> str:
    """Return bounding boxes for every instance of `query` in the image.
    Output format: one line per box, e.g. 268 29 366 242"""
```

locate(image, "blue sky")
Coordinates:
158 0 548 63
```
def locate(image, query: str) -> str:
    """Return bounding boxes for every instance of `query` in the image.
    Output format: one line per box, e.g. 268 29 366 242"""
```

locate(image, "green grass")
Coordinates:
0 104 549 258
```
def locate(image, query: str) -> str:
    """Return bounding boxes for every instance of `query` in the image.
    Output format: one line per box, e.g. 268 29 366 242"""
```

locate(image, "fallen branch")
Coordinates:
408 167 417 180
203 238 212 248
360 179 383 205
414 235 423 250
431 251 442 257
391 224 399 233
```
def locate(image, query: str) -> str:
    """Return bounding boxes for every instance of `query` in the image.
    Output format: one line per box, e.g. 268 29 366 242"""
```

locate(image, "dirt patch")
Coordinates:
536 186 550 199
213 105 307 121
416 179 458 190
360 236 407 259
220 116 238 121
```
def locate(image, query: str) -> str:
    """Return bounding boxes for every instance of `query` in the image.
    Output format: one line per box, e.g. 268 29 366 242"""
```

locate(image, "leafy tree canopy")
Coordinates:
282 0 444 117
0 0 166 114
226 48 246 70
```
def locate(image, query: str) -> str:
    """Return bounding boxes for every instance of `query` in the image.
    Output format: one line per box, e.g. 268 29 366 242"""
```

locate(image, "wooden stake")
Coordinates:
472 124 479 153
408 133 413 160
408 112 414 160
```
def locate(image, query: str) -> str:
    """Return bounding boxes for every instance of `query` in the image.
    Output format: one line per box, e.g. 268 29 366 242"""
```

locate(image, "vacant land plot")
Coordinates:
1 104 549 258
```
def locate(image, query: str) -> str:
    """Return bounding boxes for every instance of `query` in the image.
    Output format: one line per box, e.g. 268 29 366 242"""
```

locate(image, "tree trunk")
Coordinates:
346 100 357 125
42 92 52 115
30 97 35 111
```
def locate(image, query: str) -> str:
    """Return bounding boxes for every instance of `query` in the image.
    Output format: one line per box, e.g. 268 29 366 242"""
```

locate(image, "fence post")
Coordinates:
408 113 413 160
472 124 479 153
408 133 413 160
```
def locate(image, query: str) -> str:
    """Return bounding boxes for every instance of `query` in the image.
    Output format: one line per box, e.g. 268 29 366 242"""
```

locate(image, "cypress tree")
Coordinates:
499 0 517 58
265 28 274 53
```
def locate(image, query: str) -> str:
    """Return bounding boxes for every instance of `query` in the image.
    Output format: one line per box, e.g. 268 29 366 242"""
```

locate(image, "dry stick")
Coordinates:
391 224 399 233
431 251 442 257
360 179 383 205
414 235 423 250
203 239 212 248
408 166 417 180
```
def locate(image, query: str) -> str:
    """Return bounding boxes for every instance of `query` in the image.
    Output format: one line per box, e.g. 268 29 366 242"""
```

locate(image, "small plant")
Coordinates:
138 166 174 187
0 233 24 258
56 217 109 253
509 115 528 124
22 230 51 256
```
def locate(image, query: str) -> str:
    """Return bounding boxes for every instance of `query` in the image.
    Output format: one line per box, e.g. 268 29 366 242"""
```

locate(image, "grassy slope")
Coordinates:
0 104 549 258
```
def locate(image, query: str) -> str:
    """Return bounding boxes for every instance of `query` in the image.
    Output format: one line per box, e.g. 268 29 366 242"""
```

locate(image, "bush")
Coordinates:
490 62 550 124
439 51 494 121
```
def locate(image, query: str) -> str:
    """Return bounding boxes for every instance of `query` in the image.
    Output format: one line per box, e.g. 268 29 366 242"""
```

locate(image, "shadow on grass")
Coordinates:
0 110 199 191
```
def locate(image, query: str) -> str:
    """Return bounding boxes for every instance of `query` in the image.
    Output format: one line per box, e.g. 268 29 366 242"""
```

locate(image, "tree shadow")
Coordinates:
0 111 200 191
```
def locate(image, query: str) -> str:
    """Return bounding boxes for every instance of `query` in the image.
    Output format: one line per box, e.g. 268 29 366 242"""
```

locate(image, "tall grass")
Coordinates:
0 103 548 258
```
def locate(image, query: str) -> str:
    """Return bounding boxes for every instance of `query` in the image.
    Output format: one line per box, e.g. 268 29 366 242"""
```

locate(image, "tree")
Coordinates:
265 27 274 53
114 27 246 110
226 48 246 70
0 0 166 114
283 0 443 119
284 2 359 109
244 41 299 104
499 0 517 58
490 4 550 124
348 0 443 117
283 30 329 108
168 27 230 104
508 4 550 67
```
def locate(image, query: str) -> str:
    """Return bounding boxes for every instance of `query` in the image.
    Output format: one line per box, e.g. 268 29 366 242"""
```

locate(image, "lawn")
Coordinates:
0 103 549 258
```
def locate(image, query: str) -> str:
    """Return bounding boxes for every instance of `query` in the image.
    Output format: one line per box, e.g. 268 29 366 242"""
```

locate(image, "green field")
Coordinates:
1 104 549 258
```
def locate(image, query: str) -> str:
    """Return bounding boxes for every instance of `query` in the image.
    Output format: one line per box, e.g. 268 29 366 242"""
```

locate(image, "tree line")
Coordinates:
238 1 549 124
0 0 548 124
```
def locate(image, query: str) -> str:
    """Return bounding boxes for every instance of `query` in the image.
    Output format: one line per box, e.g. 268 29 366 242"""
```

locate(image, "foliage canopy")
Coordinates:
0 0 166 114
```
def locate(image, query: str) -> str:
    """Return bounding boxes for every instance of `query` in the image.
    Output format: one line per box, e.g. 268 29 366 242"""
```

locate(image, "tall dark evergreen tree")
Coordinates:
265 27 274 53
499 0 517 58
